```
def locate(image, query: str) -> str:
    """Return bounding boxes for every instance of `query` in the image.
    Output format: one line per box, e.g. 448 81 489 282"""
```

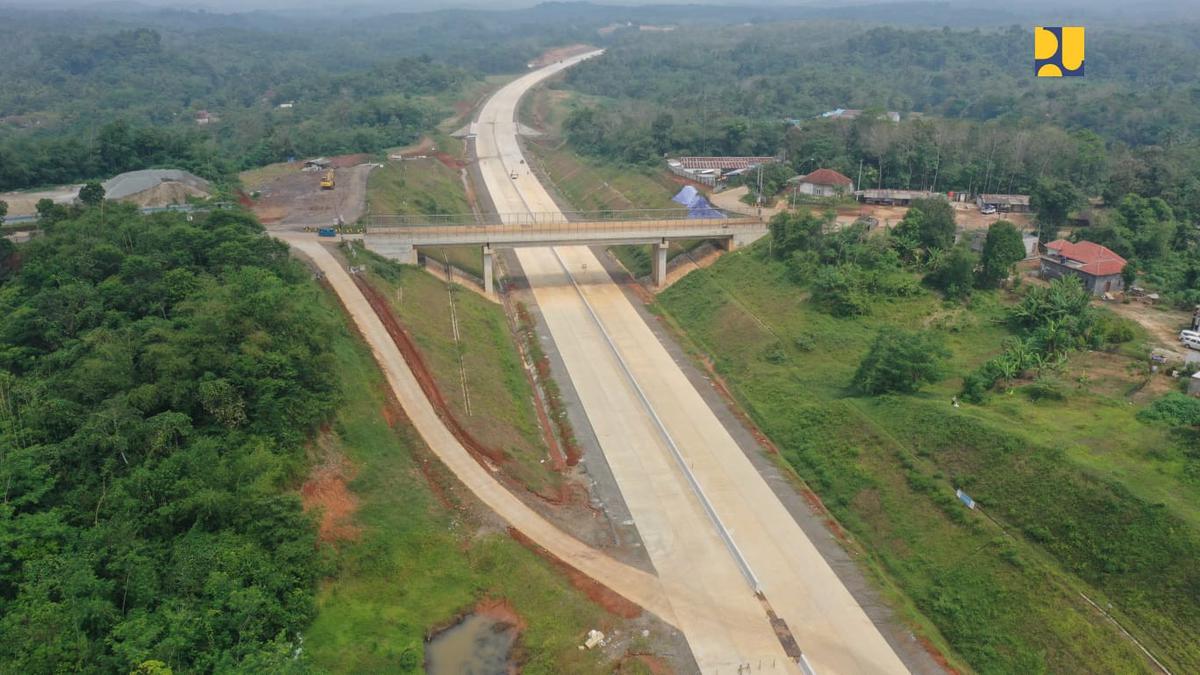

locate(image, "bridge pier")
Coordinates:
652 239 669 288
482 245 495 296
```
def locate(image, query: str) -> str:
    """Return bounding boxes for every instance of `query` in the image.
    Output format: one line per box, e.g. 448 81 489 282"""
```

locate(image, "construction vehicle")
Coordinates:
320 170 335 190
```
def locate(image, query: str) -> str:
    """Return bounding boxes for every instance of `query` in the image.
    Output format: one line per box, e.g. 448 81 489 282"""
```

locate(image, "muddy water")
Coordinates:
426 613 517 675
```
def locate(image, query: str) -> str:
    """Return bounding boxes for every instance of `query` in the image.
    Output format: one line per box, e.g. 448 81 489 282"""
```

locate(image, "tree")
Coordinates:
768 208 829 258
0 198 7 226
811 264 875 316
78 181 105 207
894 197 956 252
978 220 1026 287
1030 178 1080 242
35 198 68 223
925 243 977 300
853 329 949 394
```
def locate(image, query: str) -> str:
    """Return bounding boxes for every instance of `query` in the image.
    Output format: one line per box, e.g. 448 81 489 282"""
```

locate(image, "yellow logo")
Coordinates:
1035 26 1085 77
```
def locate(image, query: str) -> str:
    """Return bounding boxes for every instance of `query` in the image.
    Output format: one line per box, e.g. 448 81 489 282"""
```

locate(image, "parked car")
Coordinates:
980 204 997 215
1180 329 1200 343
1182 333 1200 351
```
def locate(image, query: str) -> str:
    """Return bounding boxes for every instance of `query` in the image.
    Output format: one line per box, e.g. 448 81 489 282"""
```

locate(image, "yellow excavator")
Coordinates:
320 170 335 190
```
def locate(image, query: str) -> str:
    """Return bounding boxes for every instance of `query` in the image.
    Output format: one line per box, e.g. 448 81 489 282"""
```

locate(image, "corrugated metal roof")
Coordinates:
674 157 775 170
979 193 1030 206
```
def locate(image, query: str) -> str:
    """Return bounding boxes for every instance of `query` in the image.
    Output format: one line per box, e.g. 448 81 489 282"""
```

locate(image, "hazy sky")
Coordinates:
0 0 1194 21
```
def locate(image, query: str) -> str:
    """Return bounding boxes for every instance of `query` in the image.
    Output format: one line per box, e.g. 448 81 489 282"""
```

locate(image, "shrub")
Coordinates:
1138 393 1200 427
853 329 949 395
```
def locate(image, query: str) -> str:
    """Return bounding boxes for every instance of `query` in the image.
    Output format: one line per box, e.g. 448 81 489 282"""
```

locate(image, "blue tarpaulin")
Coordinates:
672 186 725 219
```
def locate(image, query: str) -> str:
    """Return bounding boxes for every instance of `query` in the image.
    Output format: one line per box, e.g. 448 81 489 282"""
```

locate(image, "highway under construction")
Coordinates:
287 51 921 675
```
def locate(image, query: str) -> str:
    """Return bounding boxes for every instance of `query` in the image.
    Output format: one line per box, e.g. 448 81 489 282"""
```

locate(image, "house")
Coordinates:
856 189 941 206
195 110 213 125
976 193 1031 213
303 158 331 172
789 168 854 197
666 156 776 187
1040 239 1127 295
278 101 295 109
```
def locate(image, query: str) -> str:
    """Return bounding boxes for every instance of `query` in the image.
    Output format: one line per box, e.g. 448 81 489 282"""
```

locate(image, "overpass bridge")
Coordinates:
362 208 767 292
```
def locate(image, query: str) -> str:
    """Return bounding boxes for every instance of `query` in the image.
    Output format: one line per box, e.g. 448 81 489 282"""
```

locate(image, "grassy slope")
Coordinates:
366 157 470 217
304 286 607 674
365 151 486 278
353 248 560 495
656 246 1200 673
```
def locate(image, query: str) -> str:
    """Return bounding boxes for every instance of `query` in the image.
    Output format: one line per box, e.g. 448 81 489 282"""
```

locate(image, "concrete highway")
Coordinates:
473 52 910 674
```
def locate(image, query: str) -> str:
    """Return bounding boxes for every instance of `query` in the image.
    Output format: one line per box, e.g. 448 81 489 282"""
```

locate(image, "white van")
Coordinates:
1183 334 1200 351
1180 329 1200 342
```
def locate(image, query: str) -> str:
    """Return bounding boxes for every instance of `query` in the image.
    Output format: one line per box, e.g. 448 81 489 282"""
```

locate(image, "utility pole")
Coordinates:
756 162 764 218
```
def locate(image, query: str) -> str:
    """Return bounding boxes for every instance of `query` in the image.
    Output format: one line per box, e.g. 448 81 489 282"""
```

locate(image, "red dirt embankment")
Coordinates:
508 528 642 620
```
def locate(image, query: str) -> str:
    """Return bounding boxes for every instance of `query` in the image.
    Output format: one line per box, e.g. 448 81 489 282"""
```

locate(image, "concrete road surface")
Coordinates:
473 52 910 674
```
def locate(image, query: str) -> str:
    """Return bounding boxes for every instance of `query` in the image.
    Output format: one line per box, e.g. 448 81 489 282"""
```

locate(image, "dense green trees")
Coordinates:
924 244 978 300
853 329 948 395
978 220 1026 287
0 20 475 190
0 205 337 671
893 198 956 253
78 181 105 206
1030 178 1082 242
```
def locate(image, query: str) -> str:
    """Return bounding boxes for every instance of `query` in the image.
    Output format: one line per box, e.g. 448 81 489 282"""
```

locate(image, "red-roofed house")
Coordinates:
1040 239 1128 296
789 168 854 197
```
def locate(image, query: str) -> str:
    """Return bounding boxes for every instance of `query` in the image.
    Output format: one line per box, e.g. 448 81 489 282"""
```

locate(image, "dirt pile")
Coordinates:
122 181 208 208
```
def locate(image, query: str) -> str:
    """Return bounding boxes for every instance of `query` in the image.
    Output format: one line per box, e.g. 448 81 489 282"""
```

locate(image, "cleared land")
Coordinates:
656 244 1200 673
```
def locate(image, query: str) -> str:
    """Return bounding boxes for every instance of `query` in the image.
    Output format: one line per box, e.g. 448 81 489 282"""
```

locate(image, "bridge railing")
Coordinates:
363 218 764 245
366 207 746 230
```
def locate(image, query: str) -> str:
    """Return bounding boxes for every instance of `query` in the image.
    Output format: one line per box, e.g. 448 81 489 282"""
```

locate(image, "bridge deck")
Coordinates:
365 216 765 247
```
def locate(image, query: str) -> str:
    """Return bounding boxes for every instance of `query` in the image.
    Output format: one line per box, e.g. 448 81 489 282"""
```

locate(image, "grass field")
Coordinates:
366 157 470 217
656 245 1200 673
302 287 612 673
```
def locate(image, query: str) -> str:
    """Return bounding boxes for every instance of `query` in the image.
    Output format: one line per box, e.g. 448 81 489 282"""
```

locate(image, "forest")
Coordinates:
0 204 337 671
555 21 1200 306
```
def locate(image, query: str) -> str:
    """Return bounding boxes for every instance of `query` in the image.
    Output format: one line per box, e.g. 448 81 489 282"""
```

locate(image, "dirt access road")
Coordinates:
475 53 909 674
712 185 1031 233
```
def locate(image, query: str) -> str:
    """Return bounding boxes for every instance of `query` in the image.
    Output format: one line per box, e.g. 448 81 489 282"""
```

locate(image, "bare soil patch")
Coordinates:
301 435 361 545
248 156 373 227
1106 300 1191 357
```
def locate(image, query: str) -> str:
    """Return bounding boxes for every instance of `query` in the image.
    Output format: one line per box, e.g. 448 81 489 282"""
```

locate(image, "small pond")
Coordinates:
426 613 518 675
